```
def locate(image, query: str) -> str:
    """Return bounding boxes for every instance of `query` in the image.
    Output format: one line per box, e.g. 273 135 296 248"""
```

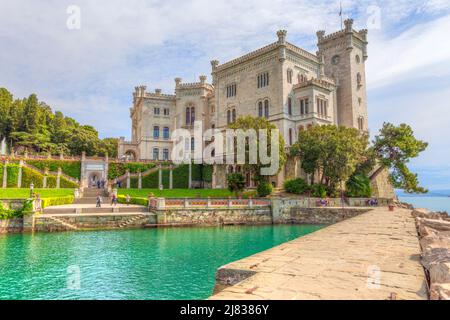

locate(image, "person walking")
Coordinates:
96 193 102 208
111 194 118 207
126 194 131 206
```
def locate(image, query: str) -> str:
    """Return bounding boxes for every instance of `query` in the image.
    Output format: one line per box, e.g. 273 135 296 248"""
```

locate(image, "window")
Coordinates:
186 106 195 125
191 137 195 151
163 108 170 116
316 98 328 117
357 73 362 87
287 98 292 116
163 127 169 139
257 72 269 88
153 126 160 138
288 128 293 146
227 110 231 124
355 55 361 64
154 107 160 115
153 148 159 160
163 148 169 161
211 105 215 113
264 100 269 118
258 101 263 117
232 109 236 123
227 108 236 124
298 74 306 83
300 98 309 115
287 69 293 84
358 117 365 130
226 83 237 98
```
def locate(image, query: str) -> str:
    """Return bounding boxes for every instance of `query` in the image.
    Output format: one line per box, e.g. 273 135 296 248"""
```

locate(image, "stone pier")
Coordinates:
210 207 428 300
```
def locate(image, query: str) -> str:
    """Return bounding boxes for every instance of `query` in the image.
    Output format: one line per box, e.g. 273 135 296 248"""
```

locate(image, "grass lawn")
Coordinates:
117 188 235 198
0 188 74 199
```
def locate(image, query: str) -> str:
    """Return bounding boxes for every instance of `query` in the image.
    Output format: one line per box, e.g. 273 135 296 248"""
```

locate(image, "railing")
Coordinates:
150 197 271 210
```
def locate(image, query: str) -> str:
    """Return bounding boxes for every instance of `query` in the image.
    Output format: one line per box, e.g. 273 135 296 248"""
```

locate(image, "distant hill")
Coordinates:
397 189 450 197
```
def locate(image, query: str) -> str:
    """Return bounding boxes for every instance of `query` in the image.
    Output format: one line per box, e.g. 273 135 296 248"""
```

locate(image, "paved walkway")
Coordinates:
210 207 428 300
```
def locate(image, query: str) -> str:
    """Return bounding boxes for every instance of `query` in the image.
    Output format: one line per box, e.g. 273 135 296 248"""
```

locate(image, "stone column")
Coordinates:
169 165 173 190
126 170 130 189
248 197 253 208
24 150 28 158
56 167 62 189
17 160 23 188
2 160 8 188
138 171 142 189
158 164 162 188
43 168 48 188
212 165 216 189
80 151 86 188
157 198 165 210
188 161 192 189
59 153 64 160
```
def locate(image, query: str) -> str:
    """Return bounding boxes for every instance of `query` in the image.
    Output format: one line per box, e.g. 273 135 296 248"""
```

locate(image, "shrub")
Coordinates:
346 174 372 198
59 177 79 188
41 196 74 209
257 182 273 197
108 162 156 179
284 178 309 195
227 173 246 196
311 184 327 198
0 200 33 220
117 195 148 206
27 160 81 179
21 167 44 188
6 165 19 187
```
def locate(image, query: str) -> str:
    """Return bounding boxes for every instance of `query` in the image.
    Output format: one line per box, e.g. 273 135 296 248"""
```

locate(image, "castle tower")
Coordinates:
317 19 369 131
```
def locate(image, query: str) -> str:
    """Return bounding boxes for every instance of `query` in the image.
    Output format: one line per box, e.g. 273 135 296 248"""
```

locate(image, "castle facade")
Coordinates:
118 19 369 188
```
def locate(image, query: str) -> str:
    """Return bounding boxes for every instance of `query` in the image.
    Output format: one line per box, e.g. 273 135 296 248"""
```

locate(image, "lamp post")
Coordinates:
30 182 34 198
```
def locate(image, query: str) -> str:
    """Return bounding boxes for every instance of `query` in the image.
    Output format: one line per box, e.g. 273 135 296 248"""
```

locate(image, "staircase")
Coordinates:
47 216 79 231
118 214 147 228
74 187 109 204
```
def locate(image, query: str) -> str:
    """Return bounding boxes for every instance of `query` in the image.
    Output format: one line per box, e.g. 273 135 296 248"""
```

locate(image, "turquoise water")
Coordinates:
399 196 450 213
0 225 322 300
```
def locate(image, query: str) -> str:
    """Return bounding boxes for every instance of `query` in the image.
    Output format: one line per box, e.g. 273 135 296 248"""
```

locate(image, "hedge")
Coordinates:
26 160 81 180
108 162 158 179
60 176 79 188
117 195 148 206
6 165 19 187
41 196 74 209
21 166 44 188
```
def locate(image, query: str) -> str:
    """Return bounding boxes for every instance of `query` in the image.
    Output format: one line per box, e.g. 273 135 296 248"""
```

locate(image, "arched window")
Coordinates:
232 109 236 123
227 110 231 124
153 126 160 138
185 107 190 125
191 137 195 151
288 97 292 116
357 73 362 87
163 127 169 139
258 101 263 117
358 117 364 130
190 106 195 123
152 148 159 160
288 128 293 146
264 100 269 118
287 69 293 84
163 149 169 160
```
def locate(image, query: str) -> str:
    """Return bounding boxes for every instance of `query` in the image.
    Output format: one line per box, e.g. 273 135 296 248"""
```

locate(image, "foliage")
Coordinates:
346 174 372 198
0 200 33 220
284 178 309 195
291 125 369 194
0 87 117 157
310 184 327 198
372 122 428 193
27 160 81 179
227 173 246 196
257 182 273 197
41 196 74 209
6 165 19 187
108 162 157 179
21 166 44 188
0 188 74 199
117 195 148 206
117 189 234 199
228 116 286 181
59 177 79 188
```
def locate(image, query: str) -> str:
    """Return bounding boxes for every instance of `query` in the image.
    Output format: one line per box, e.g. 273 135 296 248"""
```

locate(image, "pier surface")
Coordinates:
210 207 428 300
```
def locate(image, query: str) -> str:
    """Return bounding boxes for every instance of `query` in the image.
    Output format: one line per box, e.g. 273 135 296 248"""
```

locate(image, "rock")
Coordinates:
429 262 450 284
430 283 450 300
412 208 431 218
422 248 450 270
418 218 450 233
420 235 450 252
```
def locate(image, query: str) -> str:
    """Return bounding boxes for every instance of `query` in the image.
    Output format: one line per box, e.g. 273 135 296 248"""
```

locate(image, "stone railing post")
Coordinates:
157 197 165 210
24 150 28 158
2 160 8 188
207 196 211 208
126 170 130 189
184 198 189 208
228 196 232 208
169 165 173 190
138 171 142 189
43 168 49 188
248 197 253 208
59 153 64 160
74 188 80 198
17 160 23 188
158 164 162 188
56 167 62 189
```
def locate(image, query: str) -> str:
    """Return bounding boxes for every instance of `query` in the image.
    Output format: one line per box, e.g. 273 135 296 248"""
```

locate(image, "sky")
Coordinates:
1 0 450 190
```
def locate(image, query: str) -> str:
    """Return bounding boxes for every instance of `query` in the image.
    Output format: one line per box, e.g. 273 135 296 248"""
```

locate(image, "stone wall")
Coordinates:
371 167 396 199
34 213 156 232
0 199 27 210
280 207 371 224
0 218 23 234
154 207 272 226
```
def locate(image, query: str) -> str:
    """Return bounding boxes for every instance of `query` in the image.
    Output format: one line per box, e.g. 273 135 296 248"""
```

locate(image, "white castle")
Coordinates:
119 19 369 188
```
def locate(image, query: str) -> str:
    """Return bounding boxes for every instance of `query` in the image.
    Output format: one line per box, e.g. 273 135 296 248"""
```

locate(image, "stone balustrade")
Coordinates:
149 197 271 210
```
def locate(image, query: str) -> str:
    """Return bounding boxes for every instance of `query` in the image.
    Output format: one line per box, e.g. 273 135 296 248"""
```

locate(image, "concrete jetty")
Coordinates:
210 207 428 300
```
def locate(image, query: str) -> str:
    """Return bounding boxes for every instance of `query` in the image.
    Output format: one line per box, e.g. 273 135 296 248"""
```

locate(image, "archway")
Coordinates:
124 150 137 161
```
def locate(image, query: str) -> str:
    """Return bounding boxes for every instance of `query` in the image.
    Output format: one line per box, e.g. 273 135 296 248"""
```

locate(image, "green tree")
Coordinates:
372 122 428 193
227 173 246 197
227 116 286 184
291 125 369 194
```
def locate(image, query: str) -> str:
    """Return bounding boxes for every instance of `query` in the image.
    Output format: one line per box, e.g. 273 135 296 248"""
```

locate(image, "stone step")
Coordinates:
74 197 111 204
43 206 149 214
